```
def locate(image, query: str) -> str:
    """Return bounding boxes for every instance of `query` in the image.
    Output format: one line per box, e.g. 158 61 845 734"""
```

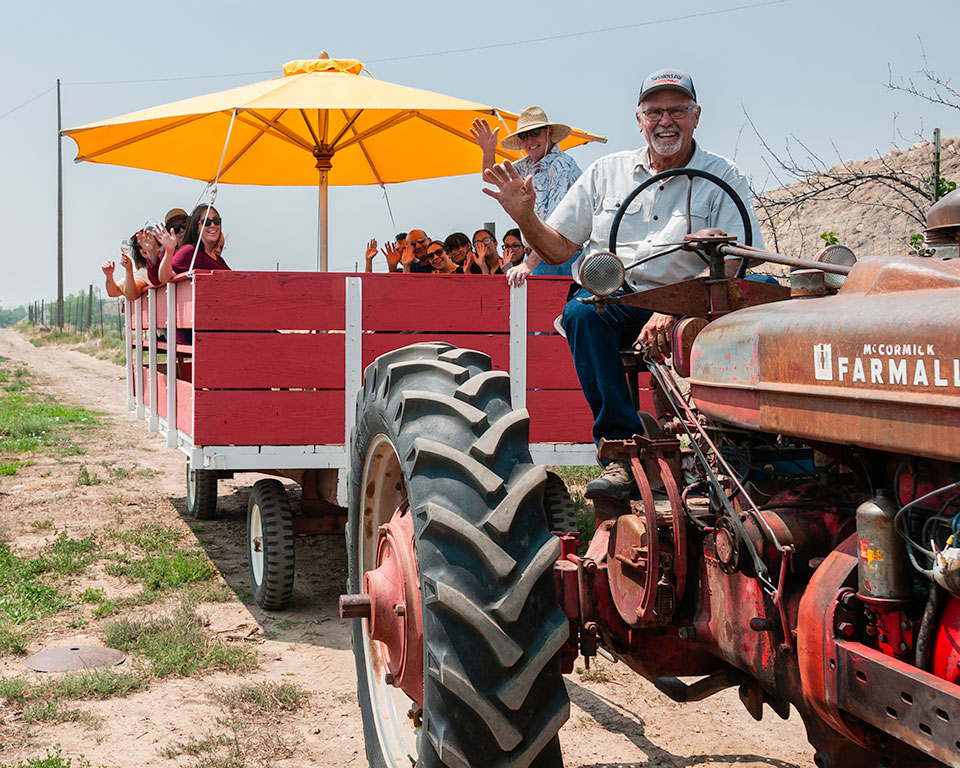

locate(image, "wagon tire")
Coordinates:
348 342 569 768
247 478 295 611
185 464 218 520
544 471 579 535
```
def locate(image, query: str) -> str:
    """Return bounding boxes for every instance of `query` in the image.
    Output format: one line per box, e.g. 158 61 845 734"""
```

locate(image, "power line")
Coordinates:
0 85 57 121
33 0 788 90
367 1 789 64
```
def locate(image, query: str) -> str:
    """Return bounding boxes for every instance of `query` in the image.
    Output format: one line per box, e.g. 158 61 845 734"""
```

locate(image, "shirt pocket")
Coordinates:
667 204 710 236
596 196 644 250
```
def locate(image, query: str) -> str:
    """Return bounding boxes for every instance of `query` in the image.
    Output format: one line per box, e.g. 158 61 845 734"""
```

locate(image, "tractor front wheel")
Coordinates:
347 343 570 768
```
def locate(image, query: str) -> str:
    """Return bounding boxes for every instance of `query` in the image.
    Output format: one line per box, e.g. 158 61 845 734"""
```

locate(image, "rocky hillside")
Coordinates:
754 136 960 260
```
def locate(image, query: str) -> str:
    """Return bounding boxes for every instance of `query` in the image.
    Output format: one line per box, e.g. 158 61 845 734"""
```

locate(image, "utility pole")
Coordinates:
932 128 942 203
57 78 64 329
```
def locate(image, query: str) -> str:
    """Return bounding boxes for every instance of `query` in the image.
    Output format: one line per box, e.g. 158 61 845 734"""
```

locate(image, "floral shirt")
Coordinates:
514 145 582 221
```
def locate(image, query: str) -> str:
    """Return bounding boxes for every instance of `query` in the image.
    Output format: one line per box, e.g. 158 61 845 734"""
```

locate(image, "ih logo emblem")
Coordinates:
814 343 833 381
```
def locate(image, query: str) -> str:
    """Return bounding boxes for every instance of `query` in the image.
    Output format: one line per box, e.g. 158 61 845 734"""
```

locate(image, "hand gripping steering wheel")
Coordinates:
606 167 753 280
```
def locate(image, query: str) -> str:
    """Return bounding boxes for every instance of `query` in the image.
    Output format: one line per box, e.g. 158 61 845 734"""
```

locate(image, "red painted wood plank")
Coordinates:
527 277 574 333
362 334 509 371
361 274 509 332
157 372 167 419
193 272 345 331
193 390 344 446
527 389 594 443
140 368 149 407
527 335 579 389
176 279 192 328
176 378 192 435
193 332 346 389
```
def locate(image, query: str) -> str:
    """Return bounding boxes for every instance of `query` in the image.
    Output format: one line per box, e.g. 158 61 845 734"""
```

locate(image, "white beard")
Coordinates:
651 132 682 156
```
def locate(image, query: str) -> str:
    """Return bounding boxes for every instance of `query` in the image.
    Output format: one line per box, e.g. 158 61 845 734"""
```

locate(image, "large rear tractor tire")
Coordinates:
347 342 570 768
186 464 218 520
544 471 579 535
247 478 295 610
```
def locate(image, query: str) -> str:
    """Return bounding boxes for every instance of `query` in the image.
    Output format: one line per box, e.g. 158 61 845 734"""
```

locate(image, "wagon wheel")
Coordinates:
185 464 218 519
346 342 570 768
247 479 295 610
544 471 579 535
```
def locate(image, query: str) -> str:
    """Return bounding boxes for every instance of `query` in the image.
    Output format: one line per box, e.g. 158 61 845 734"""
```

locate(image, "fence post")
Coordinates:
87 284 93 333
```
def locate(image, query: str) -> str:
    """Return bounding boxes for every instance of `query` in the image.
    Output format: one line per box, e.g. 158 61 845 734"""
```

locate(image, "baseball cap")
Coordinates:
164 208 188 226
638 69 696 104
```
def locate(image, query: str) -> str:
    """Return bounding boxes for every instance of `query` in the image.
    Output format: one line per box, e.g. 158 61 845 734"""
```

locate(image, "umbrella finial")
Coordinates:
317 51 329 60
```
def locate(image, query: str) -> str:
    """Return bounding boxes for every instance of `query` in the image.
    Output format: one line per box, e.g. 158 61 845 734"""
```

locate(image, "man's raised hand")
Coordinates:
482 161 535 223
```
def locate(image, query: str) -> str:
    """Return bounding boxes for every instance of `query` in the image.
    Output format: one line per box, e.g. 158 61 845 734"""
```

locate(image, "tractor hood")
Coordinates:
689 255 960 462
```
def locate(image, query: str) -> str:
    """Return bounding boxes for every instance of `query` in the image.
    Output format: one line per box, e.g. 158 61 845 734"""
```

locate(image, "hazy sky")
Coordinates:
1 0 957 308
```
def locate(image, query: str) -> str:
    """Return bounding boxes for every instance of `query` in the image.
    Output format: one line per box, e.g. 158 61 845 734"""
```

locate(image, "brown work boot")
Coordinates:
584 460 637 500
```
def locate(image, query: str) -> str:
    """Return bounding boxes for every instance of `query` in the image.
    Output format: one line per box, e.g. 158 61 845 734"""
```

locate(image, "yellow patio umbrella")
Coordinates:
63 56 606 270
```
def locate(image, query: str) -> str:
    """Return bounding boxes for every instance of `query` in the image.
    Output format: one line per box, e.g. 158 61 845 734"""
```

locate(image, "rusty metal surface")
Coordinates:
25 645 125 672
926 188 960 232
690 256 960 462
836 640 960 767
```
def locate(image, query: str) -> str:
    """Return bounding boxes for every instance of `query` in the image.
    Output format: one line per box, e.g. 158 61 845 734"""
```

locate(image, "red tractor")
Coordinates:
341 176 960 768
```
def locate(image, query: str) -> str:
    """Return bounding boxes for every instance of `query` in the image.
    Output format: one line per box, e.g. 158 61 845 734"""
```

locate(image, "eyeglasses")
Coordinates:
168 223 186 234
411 237 429 245
503 243 524 251
474 237 495 246
516 127 544 141
640 106 695 123
200 217 222 227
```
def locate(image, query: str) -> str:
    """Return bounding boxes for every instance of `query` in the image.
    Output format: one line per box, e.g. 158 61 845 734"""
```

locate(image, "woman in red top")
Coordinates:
158 205 230 283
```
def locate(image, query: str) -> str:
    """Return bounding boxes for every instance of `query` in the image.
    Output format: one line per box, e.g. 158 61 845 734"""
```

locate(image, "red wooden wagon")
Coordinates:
125 271 650 608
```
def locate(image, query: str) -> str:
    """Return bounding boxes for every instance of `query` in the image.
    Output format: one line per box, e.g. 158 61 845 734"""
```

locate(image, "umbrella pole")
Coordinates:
317 170 329 272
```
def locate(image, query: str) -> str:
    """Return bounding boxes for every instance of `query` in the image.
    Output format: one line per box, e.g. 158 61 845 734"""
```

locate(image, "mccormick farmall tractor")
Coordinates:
340 172 960 768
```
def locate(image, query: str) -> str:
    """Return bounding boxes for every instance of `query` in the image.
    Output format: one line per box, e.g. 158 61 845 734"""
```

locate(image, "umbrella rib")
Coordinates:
413 112 519 162
71 113 212 162
298 109 321 149
241 110 314 152
215 123 271 180
341 109 385 186
333 111 417 152
327 109 363 150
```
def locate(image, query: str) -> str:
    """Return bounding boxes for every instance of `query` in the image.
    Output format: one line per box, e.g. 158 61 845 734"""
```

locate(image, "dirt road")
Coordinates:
0 327 815 767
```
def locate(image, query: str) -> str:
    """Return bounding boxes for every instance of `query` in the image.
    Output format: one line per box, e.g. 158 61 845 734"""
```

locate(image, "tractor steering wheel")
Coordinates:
607 167 753 279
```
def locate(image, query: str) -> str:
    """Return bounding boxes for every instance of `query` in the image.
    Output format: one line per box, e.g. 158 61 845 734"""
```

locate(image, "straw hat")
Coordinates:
501 106 572 150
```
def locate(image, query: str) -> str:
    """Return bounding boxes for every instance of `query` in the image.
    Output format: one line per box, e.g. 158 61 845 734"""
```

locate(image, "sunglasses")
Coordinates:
411 237 429 245
200 217 222 227
517 126 544 141
168 223 186 234
427 248 445 258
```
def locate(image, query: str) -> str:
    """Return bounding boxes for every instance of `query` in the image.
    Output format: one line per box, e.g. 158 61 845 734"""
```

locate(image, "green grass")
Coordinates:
108 550 215 593
0 534 99 653
108 521 182 552
0 669 140 728
0 376 100 455
0 746 92 768
79 587 105 604
102 603 257 678
548 465 602 487
214 681 309 714
106 522 216 599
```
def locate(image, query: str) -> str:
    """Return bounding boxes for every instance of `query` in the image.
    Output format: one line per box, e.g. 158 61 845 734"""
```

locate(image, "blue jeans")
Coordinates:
561 288 653 444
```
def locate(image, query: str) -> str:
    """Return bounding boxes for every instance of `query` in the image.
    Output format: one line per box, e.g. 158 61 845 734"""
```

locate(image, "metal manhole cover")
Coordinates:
25 645 126 672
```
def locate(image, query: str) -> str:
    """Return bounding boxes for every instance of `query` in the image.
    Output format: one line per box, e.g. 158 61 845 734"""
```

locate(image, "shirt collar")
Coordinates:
634 139 699 174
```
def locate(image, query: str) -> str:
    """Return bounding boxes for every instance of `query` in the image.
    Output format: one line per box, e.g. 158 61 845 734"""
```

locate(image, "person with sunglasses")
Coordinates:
426 242 462 274
481 69 763 501
400 228 434 273
471 107 583 284
164 208 189 247
158 204 231 283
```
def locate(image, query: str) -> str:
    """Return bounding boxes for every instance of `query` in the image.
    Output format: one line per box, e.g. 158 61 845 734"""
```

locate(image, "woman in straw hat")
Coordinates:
471 107 582 284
